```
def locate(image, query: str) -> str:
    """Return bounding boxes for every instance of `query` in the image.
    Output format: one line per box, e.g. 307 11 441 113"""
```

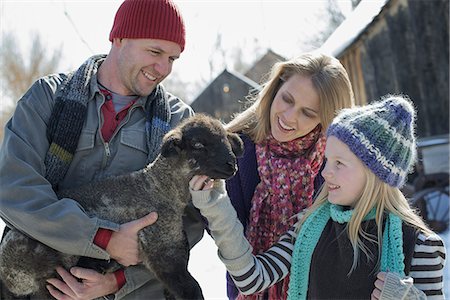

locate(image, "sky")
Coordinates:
0 0 353 107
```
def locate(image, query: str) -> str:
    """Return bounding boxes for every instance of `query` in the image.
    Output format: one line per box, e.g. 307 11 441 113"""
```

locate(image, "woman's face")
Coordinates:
269 74 321 142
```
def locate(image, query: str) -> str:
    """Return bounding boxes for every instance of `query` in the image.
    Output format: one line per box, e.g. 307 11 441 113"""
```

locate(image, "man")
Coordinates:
0 0 204 299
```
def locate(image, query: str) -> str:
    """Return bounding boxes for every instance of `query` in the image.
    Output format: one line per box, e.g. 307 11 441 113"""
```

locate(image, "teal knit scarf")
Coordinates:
44 54 171 188
288 201 404 299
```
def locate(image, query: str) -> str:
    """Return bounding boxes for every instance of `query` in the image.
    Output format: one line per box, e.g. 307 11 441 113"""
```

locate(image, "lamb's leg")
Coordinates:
76 256 121 274
140 232 204 300
0 230 73 298
155 264 203 300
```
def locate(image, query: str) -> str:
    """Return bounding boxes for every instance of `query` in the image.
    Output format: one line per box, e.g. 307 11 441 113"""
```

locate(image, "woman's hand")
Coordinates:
46 266 118 300
189 175 214 191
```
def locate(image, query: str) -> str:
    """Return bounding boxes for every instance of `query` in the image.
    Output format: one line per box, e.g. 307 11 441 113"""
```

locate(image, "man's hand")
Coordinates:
46 266 117 300
107 212 158 266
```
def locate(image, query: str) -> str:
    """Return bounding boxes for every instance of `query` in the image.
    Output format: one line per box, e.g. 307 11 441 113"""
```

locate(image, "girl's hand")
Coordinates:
189 175 214 191
371 271 386 299
371 271 420 300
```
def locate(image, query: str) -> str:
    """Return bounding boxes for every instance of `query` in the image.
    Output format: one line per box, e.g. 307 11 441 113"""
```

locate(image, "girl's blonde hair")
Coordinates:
225 52 355 143
296 167 433 272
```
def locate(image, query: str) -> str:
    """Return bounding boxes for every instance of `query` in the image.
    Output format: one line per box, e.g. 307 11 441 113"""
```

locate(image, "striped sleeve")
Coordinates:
410 232 446 299
228 228 297 295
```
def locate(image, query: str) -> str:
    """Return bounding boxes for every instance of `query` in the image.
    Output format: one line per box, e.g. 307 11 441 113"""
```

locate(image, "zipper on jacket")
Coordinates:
97 94 142 169
102 142 111 168
97 94 110 169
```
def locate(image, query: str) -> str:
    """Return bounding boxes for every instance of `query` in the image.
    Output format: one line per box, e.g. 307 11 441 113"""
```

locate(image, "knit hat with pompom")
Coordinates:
327 95 417 188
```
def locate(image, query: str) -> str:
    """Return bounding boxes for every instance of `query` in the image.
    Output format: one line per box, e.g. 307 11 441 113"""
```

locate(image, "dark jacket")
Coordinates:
225 134 325 299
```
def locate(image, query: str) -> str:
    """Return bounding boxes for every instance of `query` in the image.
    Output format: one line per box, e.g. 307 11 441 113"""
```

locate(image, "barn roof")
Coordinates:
319 0 390 57
190 69 260 122
244 49 286 84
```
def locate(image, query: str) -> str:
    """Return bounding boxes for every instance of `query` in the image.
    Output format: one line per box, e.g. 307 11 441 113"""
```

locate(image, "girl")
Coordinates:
191 95 446 299
224 52 354 299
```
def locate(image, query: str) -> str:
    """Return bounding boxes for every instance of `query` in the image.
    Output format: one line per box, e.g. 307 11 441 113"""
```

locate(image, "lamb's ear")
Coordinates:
161 130 182 158
227 132 244 157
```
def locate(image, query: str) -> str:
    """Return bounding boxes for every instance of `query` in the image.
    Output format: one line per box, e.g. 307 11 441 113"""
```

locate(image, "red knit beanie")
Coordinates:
109 0 185 52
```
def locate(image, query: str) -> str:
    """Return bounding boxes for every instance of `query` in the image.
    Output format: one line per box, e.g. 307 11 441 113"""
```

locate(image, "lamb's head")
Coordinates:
160 114 244 179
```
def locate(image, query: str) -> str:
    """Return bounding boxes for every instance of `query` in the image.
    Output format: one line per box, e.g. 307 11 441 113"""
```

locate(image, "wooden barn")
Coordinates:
190 69 260 123
320 0 449 138
244 49 286 84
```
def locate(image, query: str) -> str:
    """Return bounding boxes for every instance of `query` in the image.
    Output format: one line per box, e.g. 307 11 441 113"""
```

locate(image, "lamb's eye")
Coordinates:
192 142 204 149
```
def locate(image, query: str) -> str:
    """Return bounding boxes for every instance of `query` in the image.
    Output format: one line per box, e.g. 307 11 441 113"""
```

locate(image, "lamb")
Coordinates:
0 114 244 300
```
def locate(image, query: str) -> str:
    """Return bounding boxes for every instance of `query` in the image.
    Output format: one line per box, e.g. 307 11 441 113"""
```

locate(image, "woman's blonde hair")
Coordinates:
296 167 433 272
225 52 355 143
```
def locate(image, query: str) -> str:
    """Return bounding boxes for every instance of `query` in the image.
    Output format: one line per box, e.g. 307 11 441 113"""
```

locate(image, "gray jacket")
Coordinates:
0 72 204 299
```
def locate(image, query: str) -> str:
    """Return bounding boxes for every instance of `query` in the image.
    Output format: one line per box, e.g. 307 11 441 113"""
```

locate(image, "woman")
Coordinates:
223 52 355 299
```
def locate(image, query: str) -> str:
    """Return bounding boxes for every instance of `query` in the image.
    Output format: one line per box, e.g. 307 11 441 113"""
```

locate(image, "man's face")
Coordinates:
115 38 181 96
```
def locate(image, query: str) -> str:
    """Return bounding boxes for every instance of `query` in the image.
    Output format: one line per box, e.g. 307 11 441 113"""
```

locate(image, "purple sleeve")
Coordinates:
225 134 259 231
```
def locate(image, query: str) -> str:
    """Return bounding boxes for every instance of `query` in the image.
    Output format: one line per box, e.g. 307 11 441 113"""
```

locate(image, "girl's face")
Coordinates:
269 74 321 142
321 136 367 207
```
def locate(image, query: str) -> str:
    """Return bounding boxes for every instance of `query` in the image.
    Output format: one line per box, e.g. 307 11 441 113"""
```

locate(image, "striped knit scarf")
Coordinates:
239 125 325 300
288 202 405 299
44 54 171 188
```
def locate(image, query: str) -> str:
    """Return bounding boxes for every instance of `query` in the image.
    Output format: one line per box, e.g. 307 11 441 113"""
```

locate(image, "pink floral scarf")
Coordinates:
239 125 326 300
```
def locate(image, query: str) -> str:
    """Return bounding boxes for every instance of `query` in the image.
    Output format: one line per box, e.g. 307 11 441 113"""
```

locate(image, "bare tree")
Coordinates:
1 32 62 101
0 31 62 142
209 32 227 79
351 0 362 9
326 0 346 32
304 0 346 50
230 37 264 75
163 70 205 104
